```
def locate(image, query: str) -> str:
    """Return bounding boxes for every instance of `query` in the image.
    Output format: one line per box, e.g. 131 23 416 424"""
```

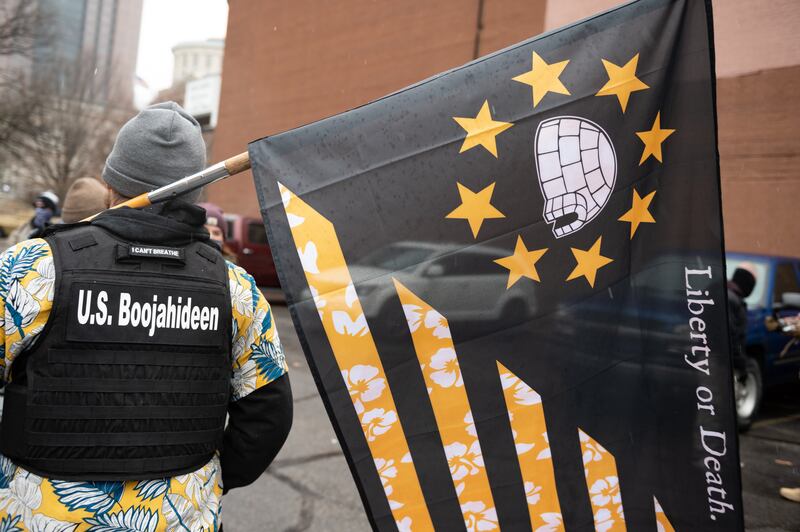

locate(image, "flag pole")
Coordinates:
103 151 251 212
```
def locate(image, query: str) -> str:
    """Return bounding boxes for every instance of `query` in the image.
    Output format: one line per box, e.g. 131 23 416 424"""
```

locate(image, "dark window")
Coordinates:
225 220 234 240
360 245 434 271
195 114 211 128
247 222 267 245
463 252 506 276
773 262 800 304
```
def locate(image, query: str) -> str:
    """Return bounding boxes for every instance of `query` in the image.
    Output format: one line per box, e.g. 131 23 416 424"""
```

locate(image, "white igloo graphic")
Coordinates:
534 116 616 238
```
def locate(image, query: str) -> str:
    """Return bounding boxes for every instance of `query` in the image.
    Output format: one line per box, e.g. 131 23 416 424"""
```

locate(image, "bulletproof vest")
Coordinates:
1 221 232 480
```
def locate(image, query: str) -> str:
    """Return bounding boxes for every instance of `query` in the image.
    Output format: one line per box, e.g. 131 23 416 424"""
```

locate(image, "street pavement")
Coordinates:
223 303 800 531
740 384 800 530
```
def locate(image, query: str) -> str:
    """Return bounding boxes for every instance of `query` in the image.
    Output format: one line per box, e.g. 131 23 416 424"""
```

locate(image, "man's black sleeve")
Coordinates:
221 373 293 492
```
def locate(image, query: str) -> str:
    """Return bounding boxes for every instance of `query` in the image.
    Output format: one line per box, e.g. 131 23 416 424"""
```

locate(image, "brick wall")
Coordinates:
209 0 545 216
209 0 799 256
718 65 800 256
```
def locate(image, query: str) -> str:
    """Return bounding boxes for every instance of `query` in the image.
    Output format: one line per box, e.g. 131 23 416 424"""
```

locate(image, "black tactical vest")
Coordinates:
1 214 232 480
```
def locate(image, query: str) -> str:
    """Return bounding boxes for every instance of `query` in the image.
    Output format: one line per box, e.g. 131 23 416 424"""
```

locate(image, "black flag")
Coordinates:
250 0 743 529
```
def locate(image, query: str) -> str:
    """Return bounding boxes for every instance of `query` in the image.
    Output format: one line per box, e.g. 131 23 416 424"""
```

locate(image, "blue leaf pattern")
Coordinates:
246 271 261 308
251 339 286 383
84 506 158 532
133 479 168 501
4 281 39 338
0 243 48 301
0 514 22 532
50 481 124 514
262 306 272 332
0 456 16 490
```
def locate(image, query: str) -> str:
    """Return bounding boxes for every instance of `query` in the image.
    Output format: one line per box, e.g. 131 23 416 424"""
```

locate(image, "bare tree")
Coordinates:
0 0 42 57
3 57 134 198
0 0 49 151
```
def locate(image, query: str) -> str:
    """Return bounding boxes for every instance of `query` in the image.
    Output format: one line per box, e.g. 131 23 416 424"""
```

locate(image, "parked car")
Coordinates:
224 214 280 287
297 240 538 338
727 252 800 430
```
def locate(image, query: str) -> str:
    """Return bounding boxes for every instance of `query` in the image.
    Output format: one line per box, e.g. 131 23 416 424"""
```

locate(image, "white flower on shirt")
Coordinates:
26 257 55 302
229 278 253 317
0 471 43 526
232 359 258 400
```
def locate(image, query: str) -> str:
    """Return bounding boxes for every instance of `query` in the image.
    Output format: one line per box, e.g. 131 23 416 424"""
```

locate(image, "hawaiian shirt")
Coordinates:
0 238 288 531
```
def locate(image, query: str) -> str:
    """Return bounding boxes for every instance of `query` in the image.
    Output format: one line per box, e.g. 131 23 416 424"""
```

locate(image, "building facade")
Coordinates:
33 0 143 107
209 0 800 257
172 39 225 85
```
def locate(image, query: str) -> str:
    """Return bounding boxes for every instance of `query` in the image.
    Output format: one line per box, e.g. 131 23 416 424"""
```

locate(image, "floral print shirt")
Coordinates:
0 238 287 531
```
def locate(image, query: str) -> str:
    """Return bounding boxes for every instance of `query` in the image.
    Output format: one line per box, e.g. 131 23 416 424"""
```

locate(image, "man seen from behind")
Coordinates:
0 102 292 530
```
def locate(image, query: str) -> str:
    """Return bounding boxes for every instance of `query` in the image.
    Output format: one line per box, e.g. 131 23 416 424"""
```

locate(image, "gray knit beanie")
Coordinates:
102 101 206 203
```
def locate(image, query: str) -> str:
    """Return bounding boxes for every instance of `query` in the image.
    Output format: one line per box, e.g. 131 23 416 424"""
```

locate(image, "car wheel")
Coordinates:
734 357 762 432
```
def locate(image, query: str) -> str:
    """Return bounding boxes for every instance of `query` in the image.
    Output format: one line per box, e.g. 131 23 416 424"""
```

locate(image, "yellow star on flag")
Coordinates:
619 189 656 238
595 53 649 113
445 182 505 238
636 112 675 164
566 236 614 288
512 51 570 107
494 236 548 288
453 100 513 158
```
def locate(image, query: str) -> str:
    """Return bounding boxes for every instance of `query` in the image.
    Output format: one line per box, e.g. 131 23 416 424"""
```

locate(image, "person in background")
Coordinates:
199 201 238 263
5 191 61 245
29 191 59 237
0 101 292 530
727 267 756 373
60 177 108 223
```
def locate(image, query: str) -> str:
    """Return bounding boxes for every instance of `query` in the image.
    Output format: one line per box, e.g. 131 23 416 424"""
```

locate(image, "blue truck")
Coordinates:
727 252 800 430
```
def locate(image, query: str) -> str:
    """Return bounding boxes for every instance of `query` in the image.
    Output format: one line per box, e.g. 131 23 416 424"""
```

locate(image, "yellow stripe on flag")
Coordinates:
579 428 627 531
279 183 433 531
654 496 676 532
394 279 498 530
497 363 564 531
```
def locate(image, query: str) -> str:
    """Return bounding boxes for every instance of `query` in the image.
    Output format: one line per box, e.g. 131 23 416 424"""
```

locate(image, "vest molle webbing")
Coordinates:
1 223 232 480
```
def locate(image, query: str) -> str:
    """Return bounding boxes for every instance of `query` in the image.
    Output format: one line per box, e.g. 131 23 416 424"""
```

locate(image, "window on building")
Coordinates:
247 222 268 245
195 114 212 129
774 262 800 305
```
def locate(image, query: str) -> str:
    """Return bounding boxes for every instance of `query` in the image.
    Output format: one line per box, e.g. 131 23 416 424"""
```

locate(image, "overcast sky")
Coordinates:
135 0 229 94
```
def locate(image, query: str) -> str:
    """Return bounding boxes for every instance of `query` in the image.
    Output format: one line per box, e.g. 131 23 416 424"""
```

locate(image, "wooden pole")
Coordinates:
100 151 251 214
